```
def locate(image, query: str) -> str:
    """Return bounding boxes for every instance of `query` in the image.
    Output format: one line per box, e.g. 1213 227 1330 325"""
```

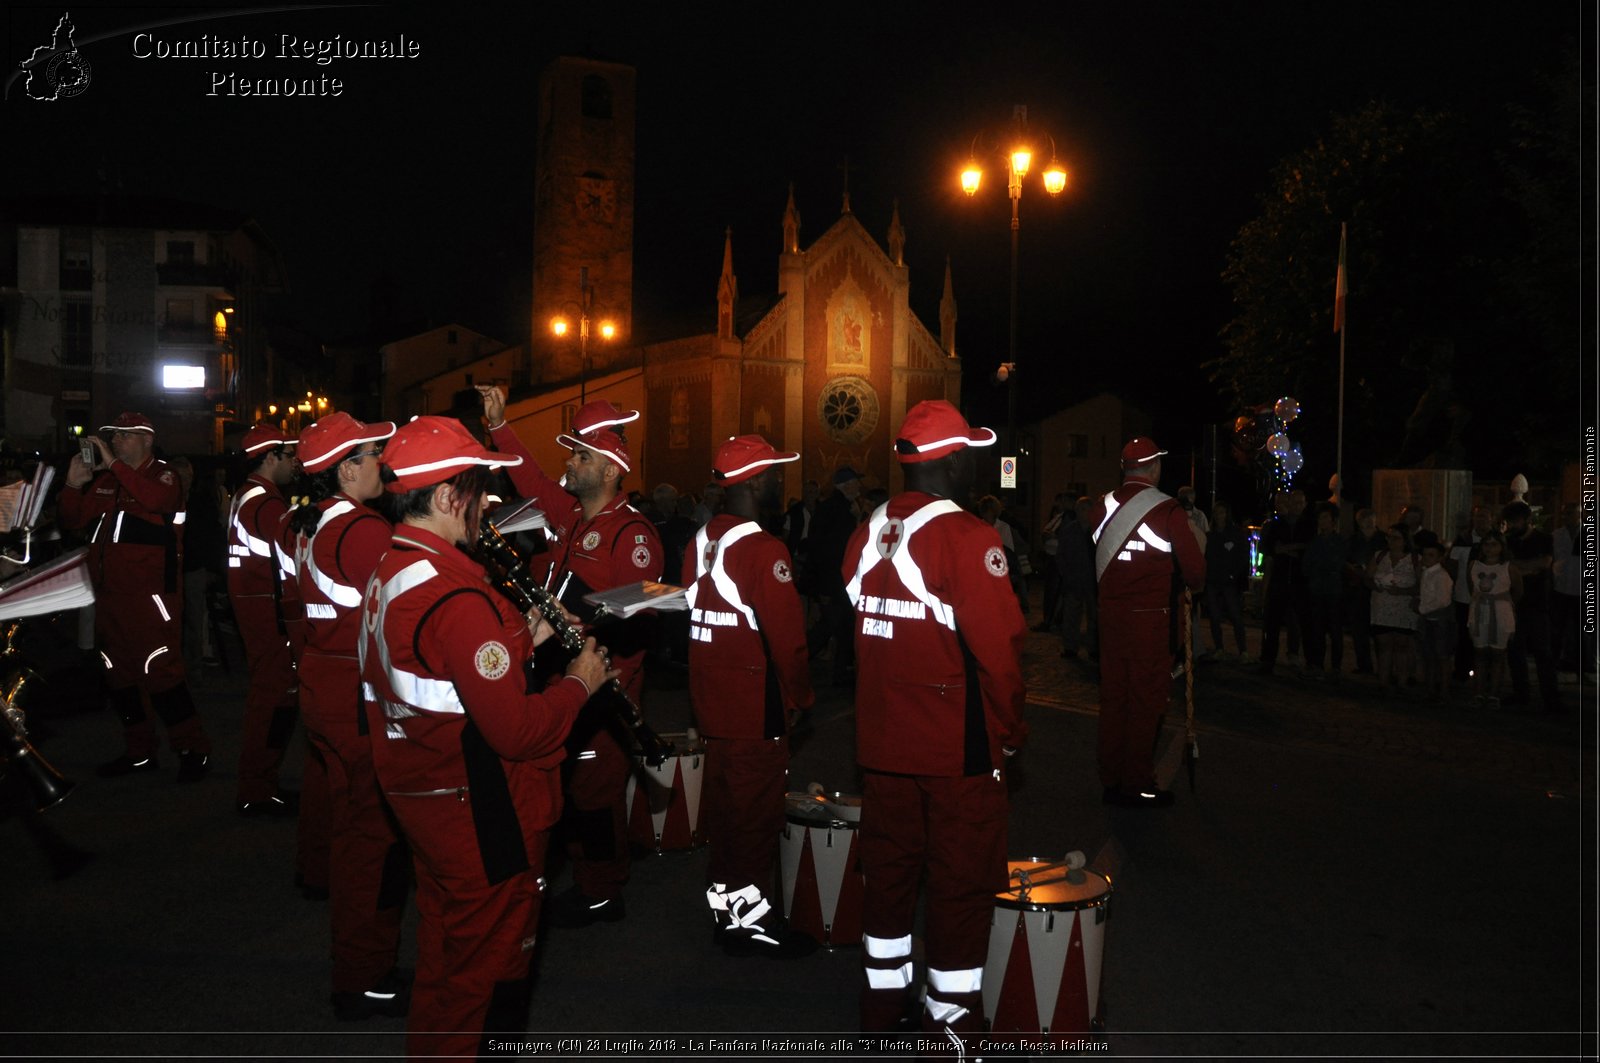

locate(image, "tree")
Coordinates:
1210 94 1573 496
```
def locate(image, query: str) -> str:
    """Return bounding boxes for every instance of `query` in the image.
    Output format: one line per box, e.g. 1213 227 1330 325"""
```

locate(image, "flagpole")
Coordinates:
1334 222 1348 506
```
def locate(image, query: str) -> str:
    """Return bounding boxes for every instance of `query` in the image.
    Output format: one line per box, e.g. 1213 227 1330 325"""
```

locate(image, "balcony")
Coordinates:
158 319 225 345
156 261 237 290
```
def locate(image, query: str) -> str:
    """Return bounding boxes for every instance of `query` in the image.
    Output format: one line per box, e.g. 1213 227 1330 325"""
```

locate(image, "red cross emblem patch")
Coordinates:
876 518 906 560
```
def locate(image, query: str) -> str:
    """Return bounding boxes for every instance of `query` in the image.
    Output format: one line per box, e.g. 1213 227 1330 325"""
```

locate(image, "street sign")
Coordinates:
1000 455 1017 488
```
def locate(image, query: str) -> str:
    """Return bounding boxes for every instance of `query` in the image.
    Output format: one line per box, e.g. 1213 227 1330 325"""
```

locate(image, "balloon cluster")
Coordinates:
1231 397 1305 491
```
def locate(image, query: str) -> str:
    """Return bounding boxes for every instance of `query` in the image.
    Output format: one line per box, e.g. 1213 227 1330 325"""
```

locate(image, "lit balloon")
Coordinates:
1274 397 1301 424
1267 432 1291 458
1283 446 1304 475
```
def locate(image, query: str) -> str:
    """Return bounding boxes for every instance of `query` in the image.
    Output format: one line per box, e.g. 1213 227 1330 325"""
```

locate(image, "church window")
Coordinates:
816 375 880 445
581 75 612 119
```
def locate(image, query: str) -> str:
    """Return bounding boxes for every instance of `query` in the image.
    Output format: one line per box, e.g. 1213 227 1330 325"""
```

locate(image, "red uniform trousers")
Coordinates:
702 736 787 903
96 588 208 758
1096 608 1172 792
859 770 1009 1033
231 593 298 803
395 774 558 1062
299 650 405 992
561 715 630 901
287 618 331 891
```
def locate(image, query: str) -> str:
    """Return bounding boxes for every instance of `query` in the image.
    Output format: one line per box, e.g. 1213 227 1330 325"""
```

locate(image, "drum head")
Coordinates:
785 791 833 824
994 858 1111 911
822 792 862 823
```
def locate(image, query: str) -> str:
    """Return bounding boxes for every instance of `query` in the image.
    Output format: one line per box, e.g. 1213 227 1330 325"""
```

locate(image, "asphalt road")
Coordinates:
1 603 1594 1062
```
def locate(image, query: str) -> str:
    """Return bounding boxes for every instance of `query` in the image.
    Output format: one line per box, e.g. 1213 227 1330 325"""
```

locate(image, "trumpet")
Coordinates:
475 522 675 767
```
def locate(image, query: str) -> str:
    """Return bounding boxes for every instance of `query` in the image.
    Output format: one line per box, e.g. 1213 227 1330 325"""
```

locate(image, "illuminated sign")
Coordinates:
162 364 206 390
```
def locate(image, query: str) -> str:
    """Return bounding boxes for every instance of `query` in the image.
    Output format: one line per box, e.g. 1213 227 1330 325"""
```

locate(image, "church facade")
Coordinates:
506 56 961 501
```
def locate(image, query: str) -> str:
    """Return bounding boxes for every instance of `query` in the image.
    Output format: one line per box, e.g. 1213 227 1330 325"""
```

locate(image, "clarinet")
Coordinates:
475 522 675 767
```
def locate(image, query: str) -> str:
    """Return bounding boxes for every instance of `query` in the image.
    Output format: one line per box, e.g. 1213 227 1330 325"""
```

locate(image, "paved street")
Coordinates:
1 602 1594 1061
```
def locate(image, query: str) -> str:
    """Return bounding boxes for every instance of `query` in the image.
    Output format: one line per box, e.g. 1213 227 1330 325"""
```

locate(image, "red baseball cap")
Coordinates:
299 412 397 473
557 427 632 473
1120 437 1168 464
711 434 799 485
241 424 297 456
571 400 640 435
100 412 155 434
893 400 996 463
384 415 523 493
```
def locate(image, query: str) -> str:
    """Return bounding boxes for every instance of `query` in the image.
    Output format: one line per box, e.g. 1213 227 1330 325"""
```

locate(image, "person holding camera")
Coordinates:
60 412 213 782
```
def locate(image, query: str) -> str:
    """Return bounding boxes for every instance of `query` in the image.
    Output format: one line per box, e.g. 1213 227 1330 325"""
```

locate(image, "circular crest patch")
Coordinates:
773 559 792 583
581 530 602 552
984 546 1009 578
875 518 906 560
474 640 512 680
159 471 176 485
631 544 653 569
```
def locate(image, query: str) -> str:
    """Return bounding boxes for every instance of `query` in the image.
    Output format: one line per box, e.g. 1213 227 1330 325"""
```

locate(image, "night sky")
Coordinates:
5 1 1579 457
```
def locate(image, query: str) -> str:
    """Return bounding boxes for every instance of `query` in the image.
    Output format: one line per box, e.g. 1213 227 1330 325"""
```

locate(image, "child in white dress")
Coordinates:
1467 532 1521 708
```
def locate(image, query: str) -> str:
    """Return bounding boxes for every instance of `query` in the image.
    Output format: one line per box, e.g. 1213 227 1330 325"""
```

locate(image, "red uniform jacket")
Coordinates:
359 526 590 882
1087 481 1206 652
226 474 296 602
59 456 185 596
843 492 1028 777
682 515 814 739
295 494 390 657
489 423 662 698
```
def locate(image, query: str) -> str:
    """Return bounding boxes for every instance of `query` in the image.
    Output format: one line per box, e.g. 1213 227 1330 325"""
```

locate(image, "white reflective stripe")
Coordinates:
927 966 984 994
864 933 913 960
113 511 125 542
361 682 376 701
301 500 363 608
866 962 915 990
723 884 772 930
576 749 598 760
228 485 272 557
925 997 969 1024
171 511 187 525
368 556 464 716
1091 491 1119 543
684 521 762 629
386 666 465 715
845 500 961 631
143 646 168 674
305 603 336 619
1137 524 1173 552
99 651 114 670
705 884 730 915
274 542 297 581
151 594 171 623
228 557 242 568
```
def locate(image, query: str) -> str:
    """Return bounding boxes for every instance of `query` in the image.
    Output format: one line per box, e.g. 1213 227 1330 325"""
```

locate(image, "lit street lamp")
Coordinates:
550 265 617 405
960 104 1068 493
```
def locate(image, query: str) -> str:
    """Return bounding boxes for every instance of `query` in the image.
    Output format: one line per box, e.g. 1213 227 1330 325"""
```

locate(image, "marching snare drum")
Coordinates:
624 734 706 853
982 857 1113 1033
777 791 864 948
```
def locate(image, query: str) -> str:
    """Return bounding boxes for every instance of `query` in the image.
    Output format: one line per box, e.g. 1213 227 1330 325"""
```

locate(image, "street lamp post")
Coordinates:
961 104 1068 494
551 266 617 406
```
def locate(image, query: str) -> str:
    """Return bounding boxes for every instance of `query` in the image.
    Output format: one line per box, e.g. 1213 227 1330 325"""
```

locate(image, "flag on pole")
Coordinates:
1333 222 1348 334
